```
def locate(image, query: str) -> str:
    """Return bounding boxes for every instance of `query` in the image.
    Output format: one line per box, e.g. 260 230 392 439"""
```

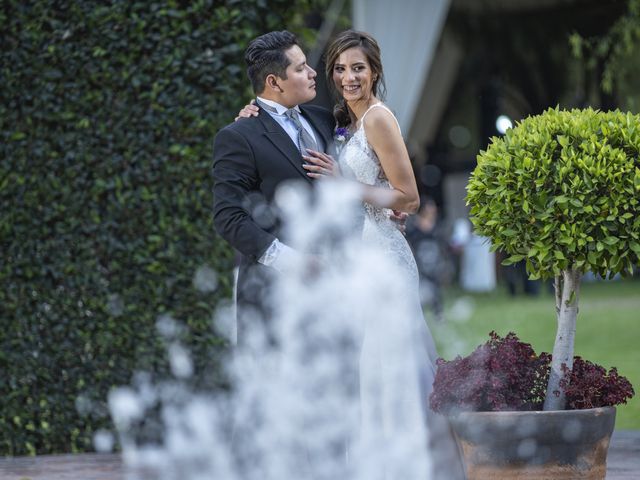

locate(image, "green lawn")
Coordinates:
430 278 640 430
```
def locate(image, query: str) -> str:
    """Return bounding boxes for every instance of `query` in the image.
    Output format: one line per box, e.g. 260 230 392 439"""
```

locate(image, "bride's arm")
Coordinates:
361 109 420 214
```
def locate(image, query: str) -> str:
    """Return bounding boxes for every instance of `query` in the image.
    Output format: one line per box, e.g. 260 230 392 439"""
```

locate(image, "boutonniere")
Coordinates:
334 126 351 143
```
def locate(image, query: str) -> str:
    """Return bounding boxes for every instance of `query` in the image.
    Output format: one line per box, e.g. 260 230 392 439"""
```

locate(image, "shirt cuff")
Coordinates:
257 239 299 273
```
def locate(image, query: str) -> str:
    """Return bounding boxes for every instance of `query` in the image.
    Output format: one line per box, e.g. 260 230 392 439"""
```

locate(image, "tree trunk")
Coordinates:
543 268 581 410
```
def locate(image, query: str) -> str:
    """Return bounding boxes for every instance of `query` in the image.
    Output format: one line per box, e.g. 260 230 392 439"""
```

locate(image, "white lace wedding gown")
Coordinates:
339 103 443 478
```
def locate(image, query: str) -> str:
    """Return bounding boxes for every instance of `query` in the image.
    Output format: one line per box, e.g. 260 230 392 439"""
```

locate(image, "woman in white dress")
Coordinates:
303 30 463 479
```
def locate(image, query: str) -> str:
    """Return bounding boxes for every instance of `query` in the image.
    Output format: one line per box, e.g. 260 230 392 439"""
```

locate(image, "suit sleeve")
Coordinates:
212 126 276 260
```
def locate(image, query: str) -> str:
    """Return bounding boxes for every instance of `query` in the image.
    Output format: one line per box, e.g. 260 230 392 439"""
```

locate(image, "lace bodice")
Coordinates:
339 103 419 283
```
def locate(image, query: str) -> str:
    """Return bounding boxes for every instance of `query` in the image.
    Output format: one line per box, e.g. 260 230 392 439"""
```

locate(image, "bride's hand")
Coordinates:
235 99 259 121
303 149 341 178
390 210 408 235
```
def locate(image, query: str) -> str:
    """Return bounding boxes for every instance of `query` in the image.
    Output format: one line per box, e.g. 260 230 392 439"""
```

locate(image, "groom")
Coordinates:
213 30 335 338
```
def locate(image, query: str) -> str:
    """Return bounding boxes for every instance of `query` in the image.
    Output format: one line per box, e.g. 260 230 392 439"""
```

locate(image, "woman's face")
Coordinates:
332 47 375 103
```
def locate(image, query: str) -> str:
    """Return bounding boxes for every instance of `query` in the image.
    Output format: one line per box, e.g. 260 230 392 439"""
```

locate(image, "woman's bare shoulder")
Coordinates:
362 104 399 136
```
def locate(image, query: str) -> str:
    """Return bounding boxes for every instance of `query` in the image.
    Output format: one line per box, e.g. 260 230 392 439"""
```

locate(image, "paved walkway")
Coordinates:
0 430 638 479
605 430 640 480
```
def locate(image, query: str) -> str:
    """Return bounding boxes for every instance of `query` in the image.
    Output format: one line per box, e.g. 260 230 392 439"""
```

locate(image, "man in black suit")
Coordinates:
213 31 335 340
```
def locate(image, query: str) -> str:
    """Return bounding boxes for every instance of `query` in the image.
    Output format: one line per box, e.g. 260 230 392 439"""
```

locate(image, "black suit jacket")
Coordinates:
213 104 335 328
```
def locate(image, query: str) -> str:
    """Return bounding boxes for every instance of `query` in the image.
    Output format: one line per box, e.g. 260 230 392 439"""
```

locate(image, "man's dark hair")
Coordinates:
245 30 298 94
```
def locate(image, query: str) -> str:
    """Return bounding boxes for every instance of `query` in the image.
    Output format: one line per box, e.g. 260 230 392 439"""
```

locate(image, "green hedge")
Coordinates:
0 0 331 456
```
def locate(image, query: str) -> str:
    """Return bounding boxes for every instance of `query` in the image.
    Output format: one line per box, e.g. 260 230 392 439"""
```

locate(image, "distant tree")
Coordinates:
570 0 640 110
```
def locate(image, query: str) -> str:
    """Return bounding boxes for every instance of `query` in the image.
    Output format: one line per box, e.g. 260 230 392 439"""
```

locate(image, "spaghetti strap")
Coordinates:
360 103 402 134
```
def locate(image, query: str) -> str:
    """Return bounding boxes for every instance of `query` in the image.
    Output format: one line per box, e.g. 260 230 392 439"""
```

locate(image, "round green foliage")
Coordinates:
0 0 331 456
467 107 640 280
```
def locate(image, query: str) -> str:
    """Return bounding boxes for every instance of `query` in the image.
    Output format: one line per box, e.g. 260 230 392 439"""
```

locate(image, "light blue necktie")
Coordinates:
284 108 318 155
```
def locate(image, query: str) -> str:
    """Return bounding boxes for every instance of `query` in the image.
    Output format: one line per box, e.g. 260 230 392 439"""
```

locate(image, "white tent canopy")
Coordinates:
352 0 451 136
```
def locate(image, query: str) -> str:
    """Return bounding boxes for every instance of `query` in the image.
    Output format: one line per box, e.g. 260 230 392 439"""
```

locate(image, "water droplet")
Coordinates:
107 293 124 316
193 265 218 293
169 343 193 379
93 429 115 452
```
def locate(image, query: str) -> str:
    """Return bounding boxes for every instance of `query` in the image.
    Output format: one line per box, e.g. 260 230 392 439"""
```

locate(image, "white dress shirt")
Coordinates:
255 97 322 272
255 96 324 152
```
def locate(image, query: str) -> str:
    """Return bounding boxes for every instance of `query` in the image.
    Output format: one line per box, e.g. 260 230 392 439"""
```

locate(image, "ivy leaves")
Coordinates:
0 0 337 456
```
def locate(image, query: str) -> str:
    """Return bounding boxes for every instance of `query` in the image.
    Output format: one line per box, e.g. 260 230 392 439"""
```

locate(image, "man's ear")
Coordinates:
265 74 283 93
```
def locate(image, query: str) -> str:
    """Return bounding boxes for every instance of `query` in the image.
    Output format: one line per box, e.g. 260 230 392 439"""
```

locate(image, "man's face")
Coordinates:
276 45 317 107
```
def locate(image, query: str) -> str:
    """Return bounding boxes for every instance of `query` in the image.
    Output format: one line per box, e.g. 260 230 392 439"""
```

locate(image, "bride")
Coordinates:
310 30 465 480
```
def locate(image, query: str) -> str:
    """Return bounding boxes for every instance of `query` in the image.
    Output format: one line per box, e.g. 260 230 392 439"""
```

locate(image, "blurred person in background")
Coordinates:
405 196 451 322
449 216 496 292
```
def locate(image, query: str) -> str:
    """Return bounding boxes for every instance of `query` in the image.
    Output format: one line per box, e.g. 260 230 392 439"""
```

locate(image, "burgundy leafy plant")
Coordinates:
429 332 634 415
561 357 635 410
429 332 549 414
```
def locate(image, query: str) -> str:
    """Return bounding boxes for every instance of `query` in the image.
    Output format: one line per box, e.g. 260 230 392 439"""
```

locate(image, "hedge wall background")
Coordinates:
0 0 335 456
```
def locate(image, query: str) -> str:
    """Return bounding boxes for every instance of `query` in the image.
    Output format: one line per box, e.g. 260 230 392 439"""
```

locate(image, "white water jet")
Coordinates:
108 179 436 479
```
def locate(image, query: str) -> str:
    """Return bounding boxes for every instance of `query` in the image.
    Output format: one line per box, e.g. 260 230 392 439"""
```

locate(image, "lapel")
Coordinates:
300 105 337 158
257 109 310 182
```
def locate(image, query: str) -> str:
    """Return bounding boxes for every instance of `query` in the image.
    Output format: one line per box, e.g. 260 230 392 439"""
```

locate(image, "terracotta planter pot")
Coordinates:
449 406 616 480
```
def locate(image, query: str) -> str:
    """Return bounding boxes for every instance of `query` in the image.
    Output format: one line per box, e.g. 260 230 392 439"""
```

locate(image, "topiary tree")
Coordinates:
467 107 640 410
